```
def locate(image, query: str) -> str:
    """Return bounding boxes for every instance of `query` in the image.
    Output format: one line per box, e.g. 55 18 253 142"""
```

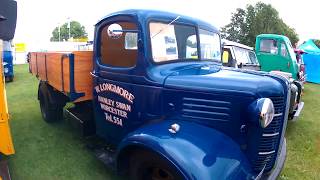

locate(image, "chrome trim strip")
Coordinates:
183 97 231 105
262 132 279 137
259 150 275 155
274 113 283 117
183 103 229 110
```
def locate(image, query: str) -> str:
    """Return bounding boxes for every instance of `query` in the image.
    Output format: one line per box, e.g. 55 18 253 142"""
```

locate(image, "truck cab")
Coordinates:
31 10 291 179
222 39 260 71
255 34 306 82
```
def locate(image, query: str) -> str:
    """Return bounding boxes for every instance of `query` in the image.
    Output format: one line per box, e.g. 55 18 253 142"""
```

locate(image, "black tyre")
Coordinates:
129 150 184 180
38 82 65 123
5 76 13 82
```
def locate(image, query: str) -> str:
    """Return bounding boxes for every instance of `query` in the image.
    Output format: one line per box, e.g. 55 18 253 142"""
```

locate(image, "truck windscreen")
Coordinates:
149 22 221 63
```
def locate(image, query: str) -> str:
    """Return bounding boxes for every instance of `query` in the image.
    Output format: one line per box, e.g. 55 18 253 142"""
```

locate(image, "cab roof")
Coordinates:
222 39 253 50
96 9 219 33
257 34 290 41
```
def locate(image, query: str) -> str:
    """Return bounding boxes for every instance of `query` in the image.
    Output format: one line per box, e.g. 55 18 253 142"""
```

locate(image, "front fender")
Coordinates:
117 120 255 180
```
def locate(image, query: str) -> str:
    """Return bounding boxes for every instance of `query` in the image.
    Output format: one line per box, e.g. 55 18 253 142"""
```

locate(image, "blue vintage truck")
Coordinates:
29 10 290 179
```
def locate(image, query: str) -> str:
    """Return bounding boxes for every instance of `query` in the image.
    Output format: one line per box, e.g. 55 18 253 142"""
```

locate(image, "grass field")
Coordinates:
5 64 320 180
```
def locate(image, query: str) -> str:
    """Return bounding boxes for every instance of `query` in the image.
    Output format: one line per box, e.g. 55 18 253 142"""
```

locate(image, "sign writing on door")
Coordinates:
95 83 135 127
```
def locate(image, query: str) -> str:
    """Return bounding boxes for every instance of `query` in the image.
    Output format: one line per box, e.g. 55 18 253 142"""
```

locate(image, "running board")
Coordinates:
85 136 117 170
94 148 116 169
64 107 95 137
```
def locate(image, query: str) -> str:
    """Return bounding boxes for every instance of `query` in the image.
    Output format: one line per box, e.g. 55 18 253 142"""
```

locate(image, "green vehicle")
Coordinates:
255 34 306 82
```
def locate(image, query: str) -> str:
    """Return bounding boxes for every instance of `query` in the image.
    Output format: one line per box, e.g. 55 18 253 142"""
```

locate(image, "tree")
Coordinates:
221 2 299 47
50 21 88 41
221 8 248 44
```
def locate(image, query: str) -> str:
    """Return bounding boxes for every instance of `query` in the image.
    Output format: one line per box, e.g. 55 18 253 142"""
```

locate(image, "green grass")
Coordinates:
279 83 320 179
5 64 320 179
6 64 120 180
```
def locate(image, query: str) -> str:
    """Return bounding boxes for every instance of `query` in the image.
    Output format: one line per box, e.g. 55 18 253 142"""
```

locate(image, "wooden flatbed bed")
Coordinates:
28 51 93 102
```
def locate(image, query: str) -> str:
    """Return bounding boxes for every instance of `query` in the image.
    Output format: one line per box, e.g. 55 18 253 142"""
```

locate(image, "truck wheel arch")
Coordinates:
116 120 255 180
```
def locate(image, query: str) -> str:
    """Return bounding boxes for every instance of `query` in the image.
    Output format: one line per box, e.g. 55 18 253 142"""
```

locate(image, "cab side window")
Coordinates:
222 48 235 67
280 42 288 58
186 35 198 59
100 22 138 67
259 39 278 54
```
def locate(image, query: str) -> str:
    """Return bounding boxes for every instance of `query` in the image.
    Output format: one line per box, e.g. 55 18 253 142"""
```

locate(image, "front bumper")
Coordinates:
258 138 287 180
291 102 304 121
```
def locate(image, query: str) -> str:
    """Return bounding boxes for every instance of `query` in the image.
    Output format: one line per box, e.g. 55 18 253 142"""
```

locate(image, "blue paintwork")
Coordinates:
91 9 289 179
2 51 14 79
118 120 255 179
67 53 85 101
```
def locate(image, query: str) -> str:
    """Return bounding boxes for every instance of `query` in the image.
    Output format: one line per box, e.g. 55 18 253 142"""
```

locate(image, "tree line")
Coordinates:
221 2 299 47
50 21 88 42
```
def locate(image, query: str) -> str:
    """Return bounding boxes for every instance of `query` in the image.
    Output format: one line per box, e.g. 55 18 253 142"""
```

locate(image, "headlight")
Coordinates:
259 98 275 128
248 98 275 128
4 68 8 73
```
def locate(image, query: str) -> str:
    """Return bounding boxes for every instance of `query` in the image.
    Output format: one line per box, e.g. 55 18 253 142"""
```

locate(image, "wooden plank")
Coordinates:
36 53 47 81
30 53 38 76
46 53 69 93
73 51 93 102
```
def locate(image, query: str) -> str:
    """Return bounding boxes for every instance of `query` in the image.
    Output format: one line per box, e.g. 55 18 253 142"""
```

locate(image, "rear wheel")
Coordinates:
129 150 183 180
38 82 65 123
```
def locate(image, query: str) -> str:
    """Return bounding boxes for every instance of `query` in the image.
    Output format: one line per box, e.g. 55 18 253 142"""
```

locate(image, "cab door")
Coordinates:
257 38 290 72
0 40 14 155
92 17 144 145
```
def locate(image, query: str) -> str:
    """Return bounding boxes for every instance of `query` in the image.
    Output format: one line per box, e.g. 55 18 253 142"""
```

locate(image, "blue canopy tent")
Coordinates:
299 39 320 83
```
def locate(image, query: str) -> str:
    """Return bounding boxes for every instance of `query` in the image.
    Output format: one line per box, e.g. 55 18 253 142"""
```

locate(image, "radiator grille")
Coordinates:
253 96 285 172
181 97 231 122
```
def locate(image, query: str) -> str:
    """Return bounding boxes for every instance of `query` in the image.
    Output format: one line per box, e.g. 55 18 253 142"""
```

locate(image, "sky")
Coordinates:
13 0 320 49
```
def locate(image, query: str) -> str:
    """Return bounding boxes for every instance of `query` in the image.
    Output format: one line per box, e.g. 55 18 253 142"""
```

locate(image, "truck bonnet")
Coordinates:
162 63 285 97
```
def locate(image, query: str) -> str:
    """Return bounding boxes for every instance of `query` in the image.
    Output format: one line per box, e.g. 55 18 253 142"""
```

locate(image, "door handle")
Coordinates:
90 71 98 78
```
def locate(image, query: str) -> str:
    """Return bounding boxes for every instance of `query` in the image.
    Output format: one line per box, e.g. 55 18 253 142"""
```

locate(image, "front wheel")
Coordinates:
129 150 184 180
